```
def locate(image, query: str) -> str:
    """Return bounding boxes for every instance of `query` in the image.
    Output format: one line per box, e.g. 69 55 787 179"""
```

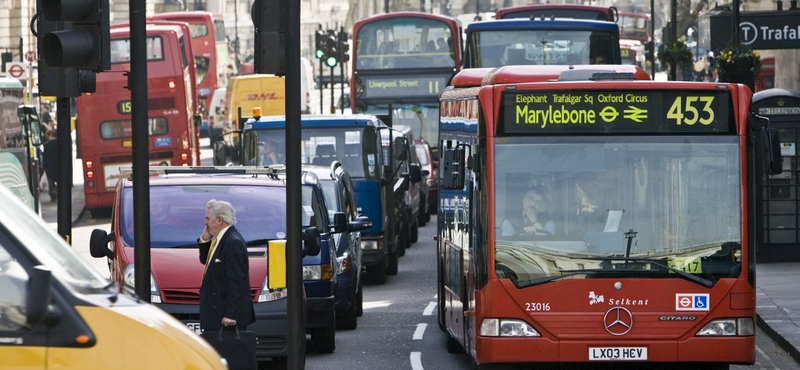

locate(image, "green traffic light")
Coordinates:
325 56 337 67
316 49 325 59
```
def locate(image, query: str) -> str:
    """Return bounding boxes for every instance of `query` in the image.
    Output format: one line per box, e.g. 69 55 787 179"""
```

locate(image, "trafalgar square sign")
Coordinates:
710 10 800 50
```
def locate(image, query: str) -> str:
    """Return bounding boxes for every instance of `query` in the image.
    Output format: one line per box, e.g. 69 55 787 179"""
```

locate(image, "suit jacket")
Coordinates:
198 226 255 331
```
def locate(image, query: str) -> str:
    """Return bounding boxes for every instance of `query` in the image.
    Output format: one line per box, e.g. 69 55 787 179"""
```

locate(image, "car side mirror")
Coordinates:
349 215 372 232
330 212 348 234
302 227 322 257
89 229 115 259
409 164 422 183
27 266 54 326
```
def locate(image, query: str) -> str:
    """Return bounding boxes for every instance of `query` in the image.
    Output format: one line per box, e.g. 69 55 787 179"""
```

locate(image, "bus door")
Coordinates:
750 88 800 262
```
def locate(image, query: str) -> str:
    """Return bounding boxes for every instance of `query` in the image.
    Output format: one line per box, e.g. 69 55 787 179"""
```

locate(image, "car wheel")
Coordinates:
356 281 363 316
336 296 358 330
410 219 419 243
387 247 399 275
418 195 427 227
368 261 387 285
310 312 336 353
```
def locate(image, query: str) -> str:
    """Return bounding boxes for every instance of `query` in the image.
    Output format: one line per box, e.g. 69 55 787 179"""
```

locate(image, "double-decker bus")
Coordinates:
0 78 39 210
76 23 202 213
148 11 230 140
462 18 621 68
495 4 617 21
350 12 461 158
437 64 781 368
618 12 650 43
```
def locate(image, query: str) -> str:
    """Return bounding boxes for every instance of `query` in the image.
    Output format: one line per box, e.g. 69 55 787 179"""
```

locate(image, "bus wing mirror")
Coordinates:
394 138 407 159
18 105 42 146
441 145 465 190
409 163 423 183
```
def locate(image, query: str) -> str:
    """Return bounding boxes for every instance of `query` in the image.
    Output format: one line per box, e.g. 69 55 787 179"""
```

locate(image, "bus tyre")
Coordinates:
446 334 464 353
310 312 336 353
369 262 387 285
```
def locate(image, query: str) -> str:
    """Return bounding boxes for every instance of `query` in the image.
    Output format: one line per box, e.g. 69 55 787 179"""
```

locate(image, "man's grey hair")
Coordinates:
206 199 236 226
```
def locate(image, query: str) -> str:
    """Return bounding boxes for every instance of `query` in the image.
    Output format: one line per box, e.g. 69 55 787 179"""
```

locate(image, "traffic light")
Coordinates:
323 30 338 68
37 0 110 71
315 30 326 59
338 31 350 63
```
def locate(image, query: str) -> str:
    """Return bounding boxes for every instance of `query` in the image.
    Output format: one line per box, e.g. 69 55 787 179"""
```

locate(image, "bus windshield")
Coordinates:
474 28 617 66
493 136 741 284
355 17 456 70
243 127 378 179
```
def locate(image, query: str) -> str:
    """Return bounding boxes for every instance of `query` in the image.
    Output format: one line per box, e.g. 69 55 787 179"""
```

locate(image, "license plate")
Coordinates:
186 322 202 334
589 347 647 361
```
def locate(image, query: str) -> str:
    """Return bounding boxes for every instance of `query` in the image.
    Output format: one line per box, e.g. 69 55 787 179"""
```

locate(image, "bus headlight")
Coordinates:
480 318 540 337
361 240 382 250
696 318 754 336
258 275 287 302
121 264 160 303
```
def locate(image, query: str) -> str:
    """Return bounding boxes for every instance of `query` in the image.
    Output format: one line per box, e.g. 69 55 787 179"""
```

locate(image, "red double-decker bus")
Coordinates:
495 4 617 21
350 12 461 157
437 64 781 368
76 23 201 213
148 11 230 140
618 12 650 43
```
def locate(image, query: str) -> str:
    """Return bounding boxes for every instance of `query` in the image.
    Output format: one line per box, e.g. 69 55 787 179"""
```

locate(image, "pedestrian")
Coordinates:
197 199 255 333
42 129 58 202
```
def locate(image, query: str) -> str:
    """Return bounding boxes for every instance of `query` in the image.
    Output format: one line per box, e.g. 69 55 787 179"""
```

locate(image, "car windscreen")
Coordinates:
120 184 288 247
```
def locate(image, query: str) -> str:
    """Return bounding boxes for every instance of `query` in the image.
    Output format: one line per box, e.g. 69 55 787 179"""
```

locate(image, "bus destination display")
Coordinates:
503 90 732 134
360 74 450 100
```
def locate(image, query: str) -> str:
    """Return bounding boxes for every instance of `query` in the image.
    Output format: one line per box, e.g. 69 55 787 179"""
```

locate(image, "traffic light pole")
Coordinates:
330 66 335 113
56 97 72 244
319 62 323 114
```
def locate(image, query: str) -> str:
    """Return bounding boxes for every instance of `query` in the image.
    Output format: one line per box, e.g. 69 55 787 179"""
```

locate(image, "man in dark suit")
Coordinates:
198 199 255 331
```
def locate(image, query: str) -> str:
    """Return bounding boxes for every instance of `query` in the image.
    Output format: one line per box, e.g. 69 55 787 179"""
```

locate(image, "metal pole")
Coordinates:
732 0 741 45
650 0 655 79
319 61 323 114
330 66 335 113
669 0 677 81
234 0 240 69
56 97 71 243
285 0 305 366
131 0 152 302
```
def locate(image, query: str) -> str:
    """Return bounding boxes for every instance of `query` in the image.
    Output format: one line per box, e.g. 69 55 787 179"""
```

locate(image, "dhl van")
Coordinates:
0 184 226 370
220 74 286 149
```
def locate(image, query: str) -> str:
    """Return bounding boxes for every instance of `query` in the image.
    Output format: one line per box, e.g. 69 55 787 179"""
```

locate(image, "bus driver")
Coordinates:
501 186 556 236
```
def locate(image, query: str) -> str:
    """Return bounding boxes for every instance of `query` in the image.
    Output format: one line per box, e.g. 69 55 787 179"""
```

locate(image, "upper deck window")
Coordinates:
473 29 616 67
356 17 456 70
111 36 165 63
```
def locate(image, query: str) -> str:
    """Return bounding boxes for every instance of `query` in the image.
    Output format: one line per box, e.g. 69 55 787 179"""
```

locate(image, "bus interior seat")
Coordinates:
313 144 336 166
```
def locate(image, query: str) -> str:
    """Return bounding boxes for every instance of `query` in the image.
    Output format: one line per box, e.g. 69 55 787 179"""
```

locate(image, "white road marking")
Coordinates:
411 352 424 370
423 302 437 316
413 323 428 340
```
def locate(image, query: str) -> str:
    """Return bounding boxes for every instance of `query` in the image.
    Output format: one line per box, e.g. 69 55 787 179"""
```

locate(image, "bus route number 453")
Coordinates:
589 347 648 361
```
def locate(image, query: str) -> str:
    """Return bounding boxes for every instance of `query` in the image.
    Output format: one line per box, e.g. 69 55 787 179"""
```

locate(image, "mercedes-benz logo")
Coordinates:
603 307 633 336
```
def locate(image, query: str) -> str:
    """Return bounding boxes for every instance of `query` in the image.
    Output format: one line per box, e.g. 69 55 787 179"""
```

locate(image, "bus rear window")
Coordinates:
100 118 168 139
188 23 208 38
111 36 164 63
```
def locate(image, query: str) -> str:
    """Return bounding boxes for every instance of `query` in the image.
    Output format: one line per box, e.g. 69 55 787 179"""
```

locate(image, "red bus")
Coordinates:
495 4 617 21
76 23 202 212
618 12 650 43
148 11 230 140
350 12 461 157
437 64 781 367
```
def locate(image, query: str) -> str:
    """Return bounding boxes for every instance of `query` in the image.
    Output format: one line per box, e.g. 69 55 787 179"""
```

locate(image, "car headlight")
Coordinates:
480 318 540 337
426 178 436 187
361 240 382 250
121 264 160 303
258 274 287 302
697 318 754 336
303 264 333 280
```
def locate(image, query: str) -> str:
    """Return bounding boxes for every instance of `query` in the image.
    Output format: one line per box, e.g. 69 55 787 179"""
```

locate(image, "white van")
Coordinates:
300 57 315 114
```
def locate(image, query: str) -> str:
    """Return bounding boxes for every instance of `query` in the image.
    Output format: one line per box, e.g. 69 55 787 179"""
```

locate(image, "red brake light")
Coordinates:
85 160 93 169
86 170 94 179
169 81 176 89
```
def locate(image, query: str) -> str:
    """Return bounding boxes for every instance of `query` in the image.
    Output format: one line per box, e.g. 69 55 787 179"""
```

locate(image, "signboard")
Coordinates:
501 89 733 135
710 11 800 50
6 62 26 80
358 74 450 100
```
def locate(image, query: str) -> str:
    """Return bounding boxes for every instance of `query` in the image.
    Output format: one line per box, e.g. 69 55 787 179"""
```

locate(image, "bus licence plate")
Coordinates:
589 347 647 361
186 322 201 334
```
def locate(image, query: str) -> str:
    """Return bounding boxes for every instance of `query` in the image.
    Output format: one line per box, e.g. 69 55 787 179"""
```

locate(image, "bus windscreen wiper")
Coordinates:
516 270 600 288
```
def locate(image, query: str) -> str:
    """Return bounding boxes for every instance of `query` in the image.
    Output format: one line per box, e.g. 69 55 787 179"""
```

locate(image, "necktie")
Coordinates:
202 237 219 280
